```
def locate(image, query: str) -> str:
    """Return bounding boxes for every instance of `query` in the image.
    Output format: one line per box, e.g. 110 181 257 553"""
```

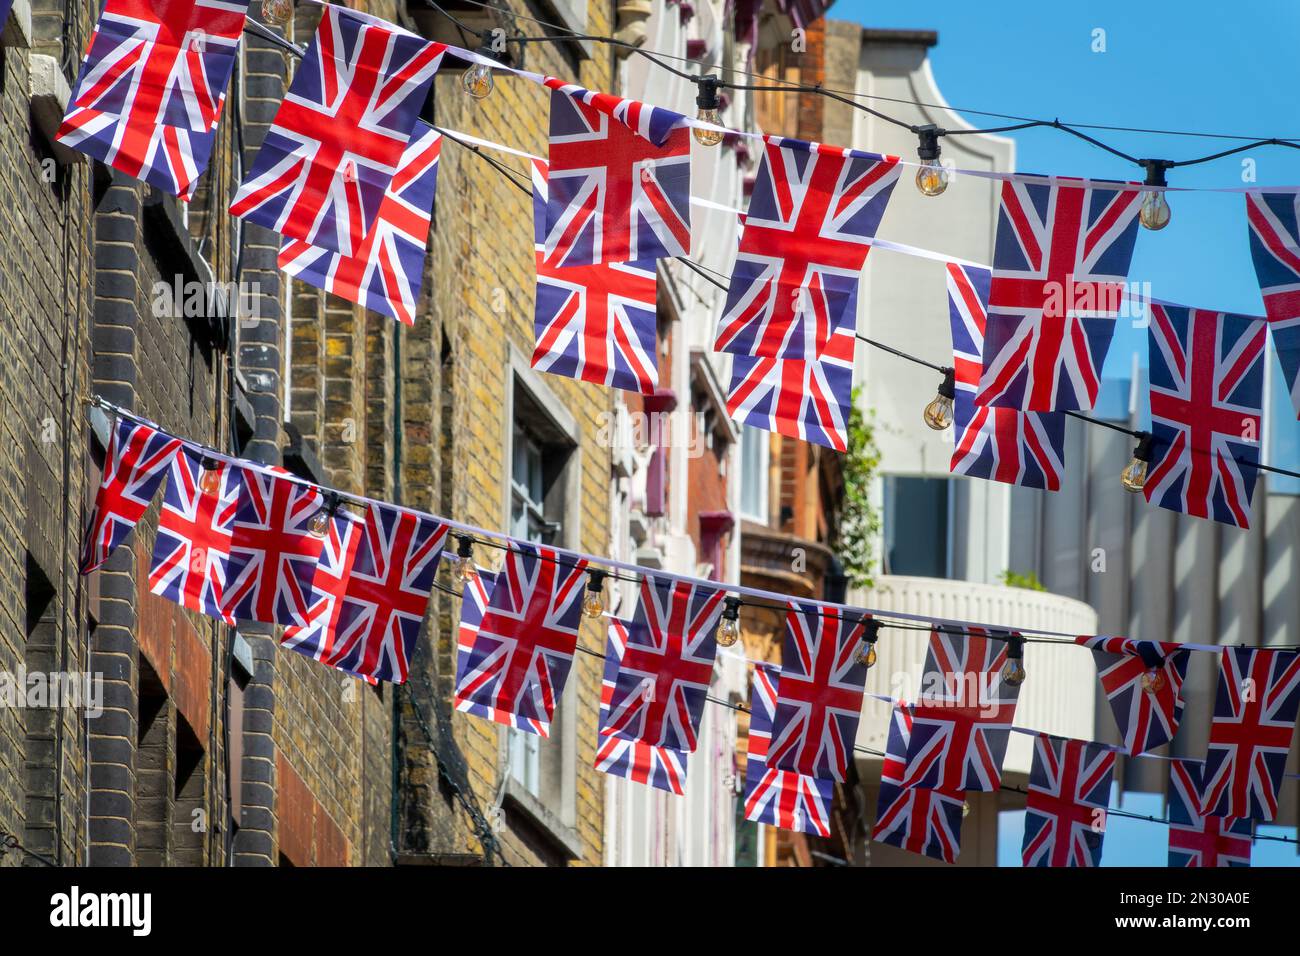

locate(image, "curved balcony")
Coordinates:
851 575 1099 782
739 518 833 598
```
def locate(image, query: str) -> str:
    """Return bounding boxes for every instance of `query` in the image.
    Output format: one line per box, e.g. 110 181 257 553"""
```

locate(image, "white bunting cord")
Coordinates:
82 402 1300 846
426 122 1288 296
86 395 1296 660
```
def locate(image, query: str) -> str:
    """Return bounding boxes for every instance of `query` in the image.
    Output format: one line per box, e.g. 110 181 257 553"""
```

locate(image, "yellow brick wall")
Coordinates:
401 9 615 866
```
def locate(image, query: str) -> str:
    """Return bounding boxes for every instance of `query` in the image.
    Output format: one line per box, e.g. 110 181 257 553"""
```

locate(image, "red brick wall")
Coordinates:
134 544 212 744
276 752 351 867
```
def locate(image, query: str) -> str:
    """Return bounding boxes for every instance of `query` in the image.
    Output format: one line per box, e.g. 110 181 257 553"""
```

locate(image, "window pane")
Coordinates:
739 427 768 521
883 476 949 577
508 729 540 797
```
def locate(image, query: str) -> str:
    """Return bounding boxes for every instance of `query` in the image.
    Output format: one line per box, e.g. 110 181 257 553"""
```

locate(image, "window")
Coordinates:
883 476 952 578
739 426 769 522
510 423 556 545
502 363 580 833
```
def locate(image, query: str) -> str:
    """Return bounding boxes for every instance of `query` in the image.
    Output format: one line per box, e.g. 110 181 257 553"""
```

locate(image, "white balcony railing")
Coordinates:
851 575 1100 781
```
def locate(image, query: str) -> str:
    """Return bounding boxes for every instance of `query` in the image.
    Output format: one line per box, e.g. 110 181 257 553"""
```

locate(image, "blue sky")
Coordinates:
830 0 1300 473
830 0 1300 866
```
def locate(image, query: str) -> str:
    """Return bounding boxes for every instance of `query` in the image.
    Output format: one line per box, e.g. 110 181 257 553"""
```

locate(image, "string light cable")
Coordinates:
245 5 1300 211
416 99 1300 496
411 0 1300 196
428 576 1300 849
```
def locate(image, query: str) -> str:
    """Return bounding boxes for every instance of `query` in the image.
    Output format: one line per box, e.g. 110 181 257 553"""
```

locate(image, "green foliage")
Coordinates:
998 569 1047 592
835 390 882 590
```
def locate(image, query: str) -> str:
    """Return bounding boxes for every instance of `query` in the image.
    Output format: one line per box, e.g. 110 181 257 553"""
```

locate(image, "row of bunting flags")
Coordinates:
80 407 1300 866
48 0 1300 530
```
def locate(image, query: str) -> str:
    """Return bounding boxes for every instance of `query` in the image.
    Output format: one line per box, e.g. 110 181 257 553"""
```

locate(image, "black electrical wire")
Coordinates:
429 0 1300 173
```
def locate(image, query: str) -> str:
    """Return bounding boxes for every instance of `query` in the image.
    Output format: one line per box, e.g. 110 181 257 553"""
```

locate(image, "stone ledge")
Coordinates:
501 777 584 861
29 54 83 166
2 0 31 48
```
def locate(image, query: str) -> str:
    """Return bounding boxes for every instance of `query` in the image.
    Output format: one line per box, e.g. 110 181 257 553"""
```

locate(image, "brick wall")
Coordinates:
396 9 614 866
0 1 400 867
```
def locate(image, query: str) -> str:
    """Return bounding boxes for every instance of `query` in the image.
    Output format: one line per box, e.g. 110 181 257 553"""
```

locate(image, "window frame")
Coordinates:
497 349 584 859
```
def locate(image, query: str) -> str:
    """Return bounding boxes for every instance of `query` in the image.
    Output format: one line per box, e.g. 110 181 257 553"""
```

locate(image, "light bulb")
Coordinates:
1141 668 1165 694
923 392 954 430
198 460 222 496
915 159 949 197
693 76 724 147
307 508 331 538
1120 455 1149 492
450 536 477 582
582 589 604 619
1139 190 1171 231
857 643 878 669
261 0 293 25
923 368 956 431
693 110 725 147
1001 658 1027 687
961 801 971 819
1121 434 1154 493
716 614 739 647
462 62 493 100
453 554 476 582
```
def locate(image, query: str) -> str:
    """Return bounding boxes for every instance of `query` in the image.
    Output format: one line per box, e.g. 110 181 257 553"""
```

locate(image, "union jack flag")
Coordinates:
1145 304 1267 529
147 446 240 621
453 543 588 736
1168 759 1252 867
80 416 183 574
220 466 324 627
1245 191 1300 418
529 160 659 394
1200 647 1300 821
975 178 1143 411
230 5 445 256
714 137 899 360
872 703 965 863
56 0 249 198
542 78 690 266
767 603 869 781
278 502 446 683
599 577 724 751
1021 733 1114 867
1075 635 1189 755
278 508 373 683
743 662 833 836
901 627 1022 792
725 279 856 451
595 619 688 795
278 121 441 325
946 261 1066 489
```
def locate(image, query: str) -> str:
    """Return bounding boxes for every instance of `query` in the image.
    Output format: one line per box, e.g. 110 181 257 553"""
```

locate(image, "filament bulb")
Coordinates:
261 0 293 25
923 392 954 431
1001 657 1027 688
198 461 222 496
857 642 878 668
693 76 725 147
693 110 725 147
1141 668 1166 694
716 614 739 647
1139 190 1171 231
1120 455 1149 492
462 61 493 100
583 589 604 619
915 159 949 197
307 508 331 538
